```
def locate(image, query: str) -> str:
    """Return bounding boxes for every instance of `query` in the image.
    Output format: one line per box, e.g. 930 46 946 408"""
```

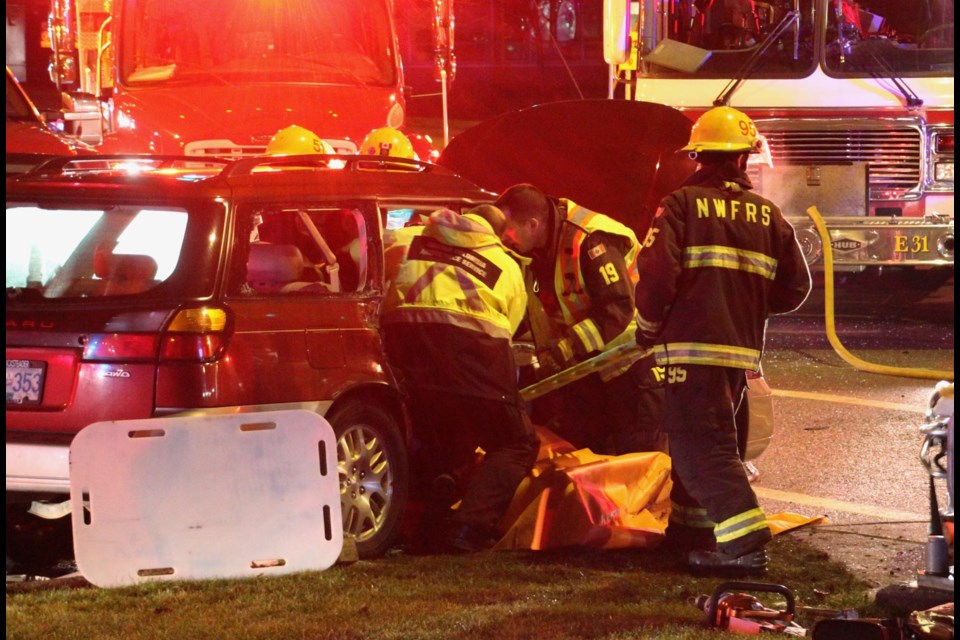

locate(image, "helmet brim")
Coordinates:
681 142 758 153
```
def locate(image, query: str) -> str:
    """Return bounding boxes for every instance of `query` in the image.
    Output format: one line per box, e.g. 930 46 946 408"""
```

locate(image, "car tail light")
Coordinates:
82 334 159 361
160 306 230 363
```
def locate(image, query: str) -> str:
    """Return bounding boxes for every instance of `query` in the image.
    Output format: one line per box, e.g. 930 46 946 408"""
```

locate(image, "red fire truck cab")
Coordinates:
48 0 410 156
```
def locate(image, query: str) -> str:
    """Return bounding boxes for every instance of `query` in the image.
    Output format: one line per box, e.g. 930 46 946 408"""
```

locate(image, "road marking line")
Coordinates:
772 389 924 413
755 486 925 521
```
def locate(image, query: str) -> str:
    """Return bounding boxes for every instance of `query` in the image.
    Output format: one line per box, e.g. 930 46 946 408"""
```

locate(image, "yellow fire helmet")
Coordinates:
265 125 333 155
681 106 761 154
360 127 418 160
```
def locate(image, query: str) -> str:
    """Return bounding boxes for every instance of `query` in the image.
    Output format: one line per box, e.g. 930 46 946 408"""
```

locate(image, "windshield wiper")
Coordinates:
861 43 923 107
171 65 233 87
714 10 801 106
272 57 374 87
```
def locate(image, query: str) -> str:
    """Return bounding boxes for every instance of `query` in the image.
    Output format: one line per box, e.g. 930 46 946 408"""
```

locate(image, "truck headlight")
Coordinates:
934 162 954 183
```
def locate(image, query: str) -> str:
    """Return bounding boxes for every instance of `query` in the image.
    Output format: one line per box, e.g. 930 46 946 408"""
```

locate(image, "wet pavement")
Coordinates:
754 273 953 590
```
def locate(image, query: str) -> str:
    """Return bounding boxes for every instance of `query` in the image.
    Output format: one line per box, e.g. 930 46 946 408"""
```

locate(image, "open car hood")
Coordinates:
438 100 696 234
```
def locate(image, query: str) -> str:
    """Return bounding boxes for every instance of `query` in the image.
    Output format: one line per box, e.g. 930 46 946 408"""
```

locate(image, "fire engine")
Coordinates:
45 0 452 156
604 0 954 274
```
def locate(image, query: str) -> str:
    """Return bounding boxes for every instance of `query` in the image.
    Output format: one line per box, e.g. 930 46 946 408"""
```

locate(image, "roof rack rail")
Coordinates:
223 153 453 179
24 154 232 177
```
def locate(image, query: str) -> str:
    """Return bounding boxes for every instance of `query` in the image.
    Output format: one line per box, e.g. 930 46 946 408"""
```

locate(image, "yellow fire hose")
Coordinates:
806 206 954 382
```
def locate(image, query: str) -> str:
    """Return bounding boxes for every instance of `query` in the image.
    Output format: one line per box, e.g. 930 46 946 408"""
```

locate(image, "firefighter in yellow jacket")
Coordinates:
495 184 664 456
381 205 538 553
634 106 811 575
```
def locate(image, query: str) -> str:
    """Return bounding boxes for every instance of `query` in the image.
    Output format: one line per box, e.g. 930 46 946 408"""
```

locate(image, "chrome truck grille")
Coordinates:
751 119 923 201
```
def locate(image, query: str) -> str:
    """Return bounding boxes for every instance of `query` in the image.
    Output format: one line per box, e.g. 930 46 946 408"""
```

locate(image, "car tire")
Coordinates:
327 402 408 558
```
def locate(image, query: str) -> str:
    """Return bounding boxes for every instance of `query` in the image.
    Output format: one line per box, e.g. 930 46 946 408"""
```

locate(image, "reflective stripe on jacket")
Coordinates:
555 200 641 374
381 209 528 340
634 167 811 370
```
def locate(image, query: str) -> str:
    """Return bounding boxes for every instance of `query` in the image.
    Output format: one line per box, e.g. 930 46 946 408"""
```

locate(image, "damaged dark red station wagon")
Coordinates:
7 101 776 570
6 153 493 562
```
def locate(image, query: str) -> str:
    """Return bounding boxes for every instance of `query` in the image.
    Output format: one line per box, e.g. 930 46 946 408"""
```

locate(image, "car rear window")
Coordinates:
6 204 189 299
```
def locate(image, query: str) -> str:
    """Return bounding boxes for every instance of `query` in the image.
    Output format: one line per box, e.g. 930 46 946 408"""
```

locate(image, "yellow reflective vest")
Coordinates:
555 200 642 367
381 209 528 340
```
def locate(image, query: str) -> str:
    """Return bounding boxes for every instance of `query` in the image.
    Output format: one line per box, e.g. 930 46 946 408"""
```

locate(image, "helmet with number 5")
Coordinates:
265 125 333 155
681 106 761 154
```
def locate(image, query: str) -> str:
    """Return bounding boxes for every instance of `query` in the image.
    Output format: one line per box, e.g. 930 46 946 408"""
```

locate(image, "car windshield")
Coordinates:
6 204 191 299
637 0 953 78
119 0 398 86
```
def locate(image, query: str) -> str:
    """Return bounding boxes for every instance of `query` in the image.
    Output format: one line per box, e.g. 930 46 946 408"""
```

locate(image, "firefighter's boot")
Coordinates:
687 548 769 577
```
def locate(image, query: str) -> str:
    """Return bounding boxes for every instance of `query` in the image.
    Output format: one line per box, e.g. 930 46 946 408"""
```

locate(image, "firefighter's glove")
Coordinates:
536 338 575 377
549 338 577 370
535 350 563 377
635 327 658 351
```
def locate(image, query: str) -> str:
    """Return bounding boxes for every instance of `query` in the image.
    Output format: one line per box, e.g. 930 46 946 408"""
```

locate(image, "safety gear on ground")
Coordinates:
360 127 417 159
494 426 673 550
265 125 333 155
681 106 761 154
443 422 822 552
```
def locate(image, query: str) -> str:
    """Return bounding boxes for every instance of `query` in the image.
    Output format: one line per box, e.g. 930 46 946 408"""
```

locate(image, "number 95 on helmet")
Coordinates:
681 106 761 154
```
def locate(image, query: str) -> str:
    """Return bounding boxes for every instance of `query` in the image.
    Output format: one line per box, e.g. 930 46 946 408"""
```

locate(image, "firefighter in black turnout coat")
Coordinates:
496 184 665 457
634 106 811 575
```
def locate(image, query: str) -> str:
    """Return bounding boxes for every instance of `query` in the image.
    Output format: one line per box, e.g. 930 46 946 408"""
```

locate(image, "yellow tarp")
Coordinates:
494 427 672 550
491 427 825 551
767 512 829 535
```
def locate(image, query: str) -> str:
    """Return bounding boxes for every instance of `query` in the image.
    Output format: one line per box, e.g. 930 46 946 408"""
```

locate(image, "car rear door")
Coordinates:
6 198 213 437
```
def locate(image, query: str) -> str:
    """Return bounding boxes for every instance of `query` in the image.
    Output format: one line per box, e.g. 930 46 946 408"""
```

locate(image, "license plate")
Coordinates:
6 359 47 405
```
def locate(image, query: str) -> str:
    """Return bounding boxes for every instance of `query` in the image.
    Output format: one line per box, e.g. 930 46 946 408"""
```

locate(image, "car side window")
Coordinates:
235 206 367 296
380 204 476 290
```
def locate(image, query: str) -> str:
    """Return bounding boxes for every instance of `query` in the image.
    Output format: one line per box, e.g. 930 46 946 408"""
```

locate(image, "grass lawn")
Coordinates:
6 535 885 640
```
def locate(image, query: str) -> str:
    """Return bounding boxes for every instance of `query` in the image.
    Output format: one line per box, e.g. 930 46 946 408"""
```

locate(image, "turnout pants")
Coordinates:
384 323 539 533
403 389 538 532
664 364 772 557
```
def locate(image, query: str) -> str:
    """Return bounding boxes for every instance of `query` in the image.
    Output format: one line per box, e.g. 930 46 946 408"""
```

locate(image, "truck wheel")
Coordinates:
327 403 408 558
